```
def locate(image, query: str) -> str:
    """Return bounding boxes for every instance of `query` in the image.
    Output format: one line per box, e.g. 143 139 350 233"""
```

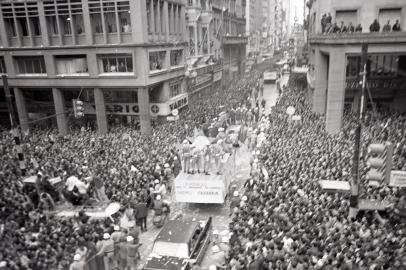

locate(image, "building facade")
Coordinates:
219 0 248 81
268 0 284 52
245 0 263 56
308 0 406 134
0 0 187 135
185 0 223 103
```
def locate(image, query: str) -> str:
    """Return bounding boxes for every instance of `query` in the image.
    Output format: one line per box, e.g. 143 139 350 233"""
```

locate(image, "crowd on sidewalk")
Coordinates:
225 77 406 269
0 71 263 270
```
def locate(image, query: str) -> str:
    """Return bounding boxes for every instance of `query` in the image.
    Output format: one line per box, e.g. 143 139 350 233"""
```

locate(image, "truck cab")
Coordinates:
143 217 212 270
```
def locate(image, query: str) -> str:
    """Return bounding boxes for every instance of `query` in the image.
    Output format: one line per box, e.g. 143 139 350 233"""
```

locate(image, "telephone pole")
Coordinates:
349 44 368 218
2 74 26 176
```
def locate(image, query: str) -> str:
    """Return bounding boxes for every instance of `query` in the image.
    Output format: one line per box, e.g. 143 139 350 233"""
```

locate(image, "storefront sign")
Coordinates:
168 94 188 111
390 170 406 187
167 115 179 121
84 103 140 115
213 71 222 82
84 96 188 117
346 78 406 90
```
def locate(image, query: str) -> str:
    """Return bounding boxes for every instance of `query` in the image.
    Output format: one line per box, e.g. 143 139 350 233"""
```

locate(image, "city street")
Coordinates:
263 73 288 114
2 0 406 269
136 76 284 269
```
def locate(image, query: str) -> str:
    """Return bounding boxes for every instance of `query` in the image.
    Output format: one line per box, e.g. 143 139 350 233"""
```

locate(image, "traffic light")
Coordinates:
73 99 84 118
366 142 393 186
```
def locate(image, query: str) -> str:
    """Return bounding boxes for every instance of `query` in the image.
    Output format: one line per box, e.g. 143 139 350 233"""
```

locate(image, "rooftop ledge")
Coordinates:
309 32 406 45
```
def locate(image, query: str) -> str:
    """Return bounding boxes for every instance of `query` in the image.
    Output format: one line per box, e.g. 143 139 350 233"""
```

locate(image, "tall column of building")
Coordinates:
326 49 346 134
312 49 328 115
13 88 29 132
131 0 147 43
163 1 169 41
82 0 94 44
194 22 199 55
180 4 186 39
94 88 108 134
37 1 50 46
52 88 68 135
206 24 211 54
138 88 152 135
352 91 361 113
0 8 9 47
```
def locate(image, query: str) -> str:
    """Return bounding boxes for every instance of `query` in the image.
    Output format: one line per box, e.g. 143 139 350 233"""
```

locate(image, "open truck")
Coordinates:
174 126 240 204
174 153 234 204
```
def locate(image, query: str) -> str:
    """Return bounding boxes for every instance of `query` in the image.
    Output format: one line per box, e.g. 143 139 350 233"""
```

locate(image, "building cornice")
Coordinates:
0 42 189 51
309 32 406 45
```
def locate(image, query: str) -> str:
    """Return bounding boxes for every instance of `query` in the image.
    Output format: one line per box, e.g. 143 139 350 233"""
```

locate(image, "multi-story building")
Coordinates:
220 0 248 81
283 0 292 37
269 0 283 52
245 0 263 56
308 0 406 134
0 0 187 135
185 0 223 103
260 0 270 53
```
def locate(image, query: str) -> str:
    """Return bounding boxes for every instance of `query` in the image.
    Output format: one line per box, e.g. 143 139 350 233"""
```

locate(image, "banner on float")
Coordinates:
389 170 406 187
175 177 226 204
174 154 232 204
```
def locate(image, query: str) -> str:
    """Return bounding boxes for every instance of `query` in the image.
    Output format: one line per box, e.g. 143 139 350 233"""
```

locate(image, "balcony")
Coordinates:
309 31 406 45
222 35 248 45
201 10 213 24
186 1 202 22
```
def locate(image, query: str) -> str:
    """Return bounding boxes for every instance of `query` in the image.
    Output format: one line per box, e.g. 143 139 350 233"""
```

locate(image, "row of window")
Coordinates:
0 50 184 75
146 0 182 35
149 50 183 71
1 0 131 38
346 54 406 79
170 81 182 97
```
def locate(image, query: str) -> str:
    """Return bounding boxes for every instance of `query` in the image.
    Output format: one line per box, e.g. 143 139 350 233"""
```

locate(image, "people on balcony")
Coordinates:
369 19 380 32
382 20 391 32
347 22 355 33
393 20 401 31
321 14 326 33
339 21 347 33
320 13 332 34
355 24 363 32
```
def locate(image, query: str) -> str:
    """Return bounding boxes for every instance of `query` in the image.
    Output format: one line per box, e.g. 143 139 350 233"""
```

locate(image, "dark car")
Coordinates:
143 217 212 270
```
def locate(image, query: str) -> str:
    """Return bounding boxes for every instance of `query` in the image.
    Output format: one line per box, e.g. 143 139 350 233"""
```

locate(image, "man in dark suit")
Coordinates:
134 200 148 232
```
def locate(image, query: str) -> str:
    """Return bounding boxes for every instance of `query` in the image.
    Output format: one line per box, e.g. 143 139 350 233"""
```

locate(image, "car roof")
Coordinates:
155 219 200 244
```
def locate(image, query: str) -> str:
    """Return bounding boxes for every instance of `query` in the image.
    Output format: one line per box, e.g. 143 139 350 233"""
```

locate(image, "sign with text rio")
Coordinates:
84 93 188 116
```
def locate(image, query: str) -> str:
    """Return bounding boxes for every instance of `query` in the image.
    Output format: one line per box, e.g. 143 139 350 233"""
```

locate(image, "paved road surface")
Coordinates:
263 74 289 115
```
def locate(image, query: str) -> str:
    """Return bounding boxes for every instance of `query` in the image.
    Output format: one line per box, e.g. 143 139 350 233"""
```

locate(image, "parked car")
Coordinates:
143 217 212 270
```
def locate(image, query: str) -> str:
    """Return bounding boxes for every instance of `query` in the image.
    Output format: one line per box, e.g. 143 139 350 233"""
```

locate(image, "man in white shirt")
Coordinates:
66 176 89 195
65 176 90 205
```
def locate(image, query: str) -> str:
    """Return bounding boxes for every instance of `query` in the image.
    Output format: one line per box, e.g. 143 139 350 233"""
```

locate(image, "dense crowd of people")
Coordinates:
1 65 406 269
226 76 406 269
0 71 263 270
